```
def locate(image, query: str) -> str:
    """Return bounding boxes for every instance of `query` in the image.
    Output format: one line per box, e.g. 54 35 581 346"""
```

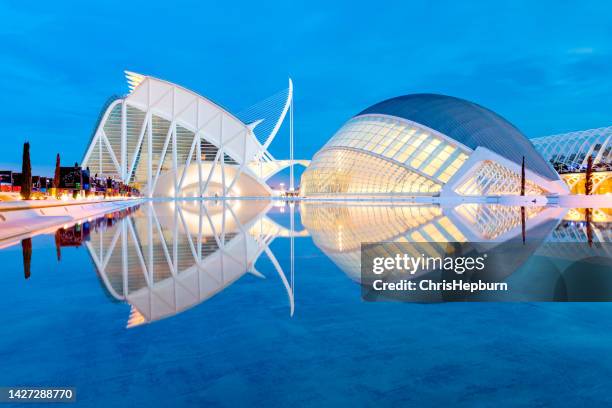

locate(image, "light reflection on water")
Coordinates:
0 201 612 406
7 201 612 325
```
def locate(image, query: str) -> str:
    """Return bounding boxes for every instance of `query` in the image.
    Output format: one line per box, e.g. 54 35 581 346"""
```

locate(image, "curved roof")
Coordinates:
358 93 559 180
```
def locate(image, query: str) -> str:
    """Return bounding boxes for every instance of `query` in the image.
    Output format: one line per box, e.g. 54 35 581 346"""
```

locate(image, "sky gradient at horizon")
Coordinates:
1 1 611 176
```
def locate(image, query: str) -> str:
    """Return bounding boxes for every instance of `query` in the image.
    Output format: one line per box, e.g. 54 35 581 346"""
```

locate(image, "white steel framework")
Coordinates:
82 72 299 197
531 126 612 172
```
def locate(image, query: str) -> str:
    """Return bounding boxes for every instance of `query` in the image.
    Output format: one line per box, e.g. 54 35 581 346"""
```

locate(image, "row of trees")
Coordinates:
19 141 137 200
20 141 61 200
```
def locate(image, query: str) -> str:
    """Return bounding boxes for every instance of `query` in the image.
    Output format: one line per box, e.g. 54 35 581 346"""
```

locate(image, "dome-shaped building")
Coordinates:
300 94 568 197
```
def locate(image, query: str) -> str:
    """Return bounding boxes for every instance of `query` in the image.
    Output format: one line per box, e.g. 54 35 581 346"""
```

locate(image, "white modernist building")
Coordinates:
82 72 305 197
301 94 569 198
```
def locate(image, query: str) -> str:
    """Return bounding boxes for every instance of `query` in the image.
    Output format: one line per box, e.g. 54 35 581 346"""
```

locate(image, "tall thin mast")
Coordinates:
289 78 294 192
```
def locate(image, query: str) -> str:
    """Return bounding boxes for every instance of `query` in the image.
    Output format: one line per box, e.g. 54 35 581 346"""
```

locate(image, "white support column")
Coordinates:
197 132 203 197
121 101 127 181
220 201 226 282
98 135 102 175
172 123 178 197
289 81 294 192
290 201 295 295
172 87 178 197
147 202 154 281
197 101 203 198
147 113 153 197
220 115 226 197
173 204 178 273
197 201 203 262
121 220 128 295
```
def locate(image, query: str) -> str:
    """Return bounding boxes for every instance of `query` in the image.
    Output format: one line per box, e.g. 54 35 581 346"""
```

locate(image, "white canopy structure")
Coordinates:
531 126 612 171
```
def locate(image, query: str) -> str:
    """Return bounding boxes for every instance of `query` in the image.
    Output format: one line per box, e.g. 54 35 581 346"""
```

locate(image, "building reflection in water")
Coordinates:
84 201 305 328
300 203 566 282
301 202 612 301
54 206 141 261
42 201 612 322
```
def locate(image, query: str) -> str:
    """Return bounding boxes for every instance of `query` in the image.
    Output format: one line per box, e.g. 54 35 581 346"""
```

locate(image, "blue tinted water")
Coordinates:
0 203 611 407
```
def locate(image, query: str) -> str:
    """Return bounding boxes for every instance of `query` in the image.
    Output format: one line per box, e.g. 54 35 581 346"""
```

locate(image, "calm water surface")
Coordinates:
0 201 611 407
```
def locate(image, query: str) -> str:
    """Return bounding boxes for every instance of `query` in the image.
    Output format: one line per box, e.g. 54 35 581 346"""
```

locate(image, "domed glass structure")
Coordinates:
301 94 567 197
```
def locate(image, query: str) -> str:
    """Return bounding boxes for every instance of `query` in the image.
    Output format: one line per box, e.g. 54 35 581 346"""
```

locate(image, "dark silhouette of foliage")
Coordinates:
22 238 32 279
21 142 32 200
53 153 61 189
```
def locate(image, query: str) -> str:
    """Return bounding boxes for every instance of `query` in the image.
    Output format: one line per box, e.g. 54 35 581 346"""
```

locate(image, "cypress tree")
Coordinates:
53 153 61 188
54 230 62 261
22 238 32 280
21 142 32 200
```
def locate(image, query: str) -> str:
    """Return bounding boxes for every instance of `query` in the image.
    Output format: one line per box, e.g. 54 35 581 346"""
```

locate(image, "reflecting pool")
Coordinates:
1 201 612 406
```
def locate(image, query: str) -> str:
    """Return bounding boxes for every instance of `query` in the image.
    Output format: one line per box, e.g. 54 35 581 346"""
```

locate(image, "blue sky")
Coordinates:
1 0 611 176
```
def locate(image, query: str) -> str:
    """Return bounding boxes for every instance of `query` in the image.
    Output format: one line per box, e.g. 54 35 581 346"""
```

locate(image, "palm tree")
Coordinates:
520 156 525 196
21 142 32 200
585 156 593 195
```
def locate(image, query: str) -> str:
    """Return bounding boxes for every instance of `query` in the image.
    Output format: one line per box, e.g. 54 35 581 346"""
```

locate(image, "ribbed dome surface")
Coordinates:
358 94 558 180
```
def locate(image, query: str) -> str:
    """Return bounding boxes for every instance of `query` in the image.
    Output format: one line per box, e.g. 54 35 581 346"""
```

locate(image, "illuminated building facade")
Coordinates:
82 72 299 198
301 94 568 197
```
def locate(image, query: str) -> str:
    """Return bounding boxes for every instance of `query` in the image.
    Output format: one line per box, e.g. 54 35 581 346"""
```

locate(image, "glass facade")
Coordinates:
87 101 239 188
454 160 547 196
301 115 469 196
301 148 442 195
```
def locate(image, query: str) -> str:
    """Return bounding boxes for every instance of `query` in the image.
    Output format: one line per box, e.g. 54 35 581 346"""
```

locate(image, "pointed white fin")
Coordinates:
124 70 146 93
